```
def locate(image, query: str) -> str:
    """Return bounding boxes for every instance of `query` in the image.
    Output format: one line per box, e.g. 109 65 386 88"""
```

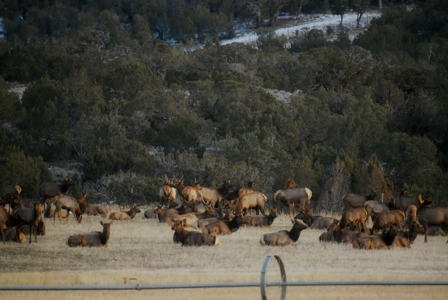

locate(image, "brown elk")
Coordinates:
171 219 220 247
52 194 83 224
352 225 398 249
260 219 307 246
293 208 336 230
201 213 243 235
44 204 70 223
417 199 448 243
239 208 278 227
238 181 256 197
364 200 389 223
200 180 234 208
108 204 141 221
39 176 75 204
0 205 8 243
321 221 369 244
159 176 181 206
11 203 44 243
78 193 109 217
339 207 368 232
371 210 406 234
196 204 220 220
154 205 179 222
343 188 377 211
1 185 22 211
273 189 287 210
236 191 267 215
284 179 313 218
67 221 113 247
182 181 202 203
167 213 199 228
396 190 426 212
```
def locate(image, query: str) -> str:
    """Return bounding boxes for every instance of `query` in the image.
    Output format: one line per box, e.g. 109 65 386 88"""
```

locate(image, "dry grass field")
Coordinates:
1 206 447 300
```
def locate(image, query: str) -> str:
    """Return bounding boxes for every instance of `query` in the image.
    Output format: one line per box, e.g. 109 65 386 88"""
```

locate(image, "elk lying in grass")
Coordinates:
52 195 83 224
171 219 219 247
352 225 398 249
238 208 278 227
67 221 113 247
372 210 405 233
39 176 75 204
108 204 141 221
167 213 199 228
143 209 156 219
3 227 26 243
12 203 44 243
293 209 336 230
319 221 368 244
201 213 243 235
196 204 220 220
260 219 307 246
78 193 109 217
154 206 179 222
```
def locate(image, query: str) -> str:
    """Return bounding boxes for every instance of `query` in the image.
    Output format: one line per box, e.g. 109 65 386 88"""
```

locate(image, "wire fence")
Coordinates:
1 255 447 300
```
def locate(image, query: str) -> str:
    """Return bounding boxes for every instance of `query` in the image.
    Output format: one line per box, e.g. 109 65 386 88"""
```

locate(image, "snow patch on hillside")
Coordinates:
221 11 382 45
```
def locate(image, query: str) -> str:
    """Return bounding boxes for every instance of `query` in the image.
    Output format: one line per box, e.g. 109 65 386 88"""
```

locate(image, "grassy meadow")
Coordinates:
0 206 447 300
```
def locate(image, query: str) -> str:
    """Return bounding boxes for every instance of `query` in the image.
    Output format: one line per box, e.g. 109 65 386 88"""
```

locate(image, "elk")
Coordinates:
78 193 109 217
364 200 389 223
284 179 313 218
108 204 141 221
52 194 83 224
67 221 113 247
3 227 26 243
417 199 448 243
154 205 179 223
371 210 406 234
44 204 70 223
396 190 426 212
11 203 44 243
236 191 267 215
1 185 22 211
200 180 234 208
143 209 156 219
171 219 220 247
260 219 307 246
321 220 369 244
352 225 398 249
201 213 243 235
0 206 8 243
239 208 278 227
196 204 220 220
167 213 199 228
159 176 181 207
343 188 377 211
182 181 202 203
39 176 75 204
273 189 287 210
339 207 368 232
294 208 336 229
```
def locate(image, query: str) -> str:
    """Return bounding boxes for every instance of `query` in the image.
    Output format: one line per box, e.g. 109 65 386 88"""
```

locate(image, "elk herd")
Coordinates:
1 175 447 251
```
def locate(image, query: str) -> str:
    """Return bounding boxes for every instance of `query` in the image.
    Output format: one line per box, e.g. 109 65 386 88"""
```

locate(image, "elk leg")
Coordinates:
1 227 5 244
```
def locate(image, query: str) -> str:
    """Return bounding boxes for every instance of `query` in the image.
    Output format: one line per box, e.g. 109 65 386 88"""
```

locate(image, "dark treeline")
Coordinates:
0 0 447 212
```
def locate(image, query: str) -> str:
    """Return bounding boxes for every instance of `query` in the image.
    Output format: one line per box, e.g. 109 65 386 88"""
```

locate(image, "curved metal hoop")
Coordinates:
260 255 287 300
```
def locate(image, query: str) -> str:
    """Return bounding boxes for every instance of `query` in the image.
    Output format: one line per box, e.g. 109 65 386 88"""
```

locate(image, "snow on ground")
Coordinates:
221 11 382 45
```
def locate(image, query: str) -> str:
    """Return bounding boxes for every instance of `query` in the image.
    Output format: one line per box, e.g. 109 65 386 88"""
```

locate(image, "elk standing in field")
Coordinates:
39 176 75 205
1 185 22 211
11 202 44 243
52 194 83 224
67 221 113 247
343 188 377 211
416 199 448 243
284 179 313 218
